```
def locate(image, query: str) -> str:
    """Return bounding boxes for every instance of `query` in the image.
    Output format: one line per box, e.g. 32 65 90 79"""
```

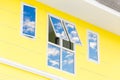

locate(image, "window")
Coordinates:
62 49 74 73
21 4 36 38
49 16 68 40
48 17 60 45
63 21 81 45
48 43 60 69
48 15 81 74
88 30 99 63
63 40 74 50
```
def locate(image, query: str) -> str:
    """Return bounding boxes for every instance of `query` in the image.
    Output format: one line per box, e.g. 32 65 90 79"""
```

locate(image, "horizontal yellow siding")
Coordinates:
0 0 120 80
0 63 50 80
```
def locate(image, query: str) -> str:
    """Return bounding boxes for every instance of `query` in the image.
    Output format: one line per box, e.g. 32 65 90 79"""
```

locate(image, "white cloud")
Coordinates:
70 30 80 43
49 60 59 66
68 59 74 64
66 23 74 28
61 31 65 37
23 19 35 33
93 37 97 41
24 19 35 28
93 34 97 37
25 27 34 33
48 46 60 56
90 42 97 49
56 32 61 37
71 31 77 36
65 52 73 58
72 37 79 43
61 31 67 39
54 22 62 30
56 31 67 40
88 33 97 41
63 60 67 65
89 36 97 41
63 51 74 65
63 59 74 65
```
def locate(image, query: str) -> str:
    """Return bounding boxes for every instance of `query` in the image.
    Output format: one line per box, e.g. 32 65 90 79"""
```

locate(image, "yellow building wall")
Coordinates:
0 0 120 80
0 63 50 80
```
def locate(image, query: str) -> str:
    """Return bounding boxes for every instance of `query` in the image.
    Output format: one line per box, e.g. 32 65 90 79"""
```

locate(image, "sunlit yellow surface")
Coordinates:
0 0 120 80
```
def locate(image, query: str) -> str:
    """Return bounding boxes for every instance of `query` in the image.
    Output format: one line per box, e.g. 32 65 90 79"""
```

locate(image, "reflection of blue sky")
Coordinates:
48 44 60 69
23 5 35 37
62 49 74 74
88 32 98 61
64 22 81 44
50 16 68 40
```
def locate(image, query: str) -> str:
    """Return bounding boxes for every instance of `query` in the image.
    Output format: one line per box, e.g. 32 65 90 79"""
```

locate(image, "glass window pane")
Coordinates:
63 21 81 44
62 49 74 74
88 31 99 62
49 16 68 40
22 4 36 38
63 40 74 50
49 18 60 45
48 44 60 69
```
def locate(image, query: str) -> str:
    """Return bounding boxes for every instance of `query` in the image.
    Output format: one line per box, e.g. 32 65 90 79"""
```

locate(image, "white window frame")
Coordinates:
87 30 100 64
21 3 37 39
47 14 76 75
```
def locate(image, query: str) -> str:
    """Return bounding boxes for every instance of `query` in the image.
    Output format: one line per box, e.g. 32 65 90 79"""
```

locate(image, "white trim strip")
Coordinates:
85 0 120 17
0 58 66 80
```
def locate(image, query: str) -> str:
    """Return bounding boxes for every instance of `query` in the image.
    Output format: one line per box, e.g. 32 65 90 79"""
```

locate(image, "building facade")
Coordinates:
0 0 120 80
